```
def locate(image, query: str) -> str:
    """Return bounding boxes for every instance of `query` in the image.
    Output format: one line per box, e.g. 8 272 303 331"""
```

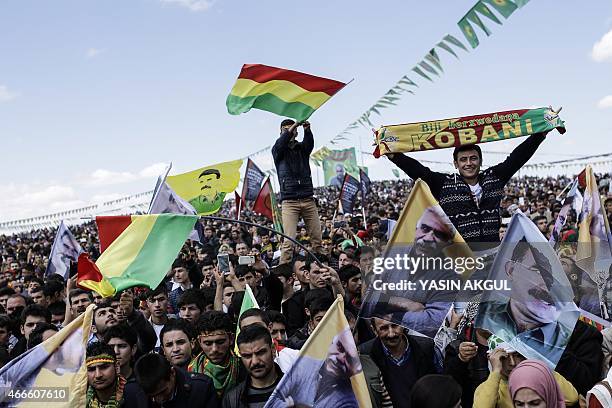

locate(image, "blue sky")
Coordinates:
1 0 611 221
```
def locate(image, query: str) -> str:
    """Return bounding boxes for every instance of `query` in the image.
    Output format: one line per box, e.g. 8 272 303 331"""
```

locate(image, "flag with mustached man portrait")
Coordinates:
475 211 580 368
359 179 474 338
265 296 371 408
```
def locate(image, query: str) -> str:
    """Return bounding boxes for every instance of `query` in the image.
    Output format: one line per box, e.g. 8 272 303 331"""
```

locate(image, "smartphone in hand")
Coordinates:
217 254 230 274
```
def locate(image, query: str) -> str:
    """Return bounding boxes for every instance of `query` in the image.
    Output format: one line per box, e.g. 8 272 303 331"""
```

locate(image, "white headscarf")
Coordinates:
587 366 612 408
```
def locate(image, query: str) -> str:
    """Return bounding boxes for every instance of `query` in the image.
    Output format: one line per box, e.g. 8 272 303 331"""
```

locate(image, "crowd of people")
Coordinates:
1 122 612 407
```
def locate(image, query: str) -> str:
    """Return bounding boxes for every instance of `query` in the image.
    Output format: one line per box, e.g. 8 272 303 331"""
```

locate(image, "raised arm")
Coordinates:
301 122 314 154
492 132 547 183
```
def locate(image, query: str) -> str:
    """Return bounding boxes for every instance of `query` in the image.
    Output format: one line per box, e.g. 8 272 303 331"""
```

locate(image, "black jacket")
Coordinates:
272 128 314 202
389 133 545 243
283 289 308 337
123 367 219 408
444 338 490 408
286 323 309 350
555 320 604 396
221 364 283 408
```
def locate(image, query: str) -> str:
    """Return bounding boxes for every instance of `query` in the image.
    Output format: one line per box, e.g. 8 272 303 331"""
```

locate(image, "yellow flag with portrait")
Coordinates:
166 159 243 215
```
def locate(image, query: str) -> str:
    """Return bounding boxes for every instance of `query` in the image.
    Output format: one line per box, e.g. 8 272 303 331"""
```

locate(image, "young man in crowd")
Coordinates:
29 285 48 307
68 289 93 318
168 259 194 314
222 325 284 408
104 323 138 380
160 319 197 370
146 284 175 351
189 310 246 399
85 342 127 408
177 289 206 325
11 304 51 358
126 352 218 407
338 264 362 310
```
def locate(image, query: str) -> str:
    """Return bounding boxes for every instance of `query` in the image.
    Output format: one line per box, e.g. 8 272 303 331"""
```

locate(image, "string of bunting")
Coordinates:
326 0 531 147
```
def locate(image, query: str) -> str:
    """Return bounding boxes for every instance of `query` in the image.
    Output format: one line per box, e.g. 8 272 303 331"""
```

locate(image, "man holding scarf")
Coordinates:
188 311 246 399
387 132 549 244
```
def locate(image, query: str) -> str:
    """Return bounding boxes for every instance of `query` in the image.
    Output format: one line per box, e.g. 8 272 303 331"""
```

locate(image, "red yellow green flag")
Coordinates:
78 214 197 297
226 64 347 122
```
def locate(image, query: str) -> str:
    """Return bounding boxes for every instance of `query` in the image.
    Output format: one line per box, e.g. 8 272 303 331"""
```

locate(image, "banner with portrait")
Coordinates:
322 148 359 187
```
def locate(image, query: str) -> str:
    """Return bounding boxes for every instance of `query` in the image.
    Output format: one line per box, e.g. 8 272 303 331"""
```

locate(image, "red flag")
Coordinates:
252 179 273 221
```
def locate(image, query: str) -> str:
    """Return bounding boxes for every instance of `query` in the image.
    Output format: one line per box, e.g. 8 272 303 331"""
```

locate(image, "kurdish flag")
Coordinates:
78 214 197 297
226 64 347 122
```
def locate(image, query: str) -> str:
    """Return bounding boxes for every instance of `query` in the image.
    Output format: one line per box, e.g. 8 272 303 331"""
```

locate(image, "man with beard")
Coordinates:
478 241 572 364
160 319 196 370
222 325 284 408
90 300 118 345
189 311 246 399
69 289 93 317
85 342 127 408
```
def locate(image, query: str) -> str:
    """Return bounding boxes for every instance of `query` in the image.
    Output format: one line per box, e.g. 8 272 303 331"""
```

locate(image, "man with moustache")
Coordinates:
477 241 572 364
222 325 284 408
359 317 439 408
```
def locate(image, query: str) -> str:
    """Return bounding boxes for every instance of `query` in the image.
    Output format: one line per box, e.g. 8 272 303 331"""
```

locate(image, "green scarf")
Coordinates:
188 351 240 398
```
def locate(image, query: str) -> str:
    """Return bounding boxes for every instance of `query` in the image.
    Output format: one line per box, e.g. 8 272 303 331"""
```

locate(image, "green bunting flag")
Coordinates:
437 40 460 58
418 61 440 76
474 2 502 24
444 34 469 51
425 49 444 72
392 169 400 178
468 10 492 36
412 66 433 82
458 17 479 48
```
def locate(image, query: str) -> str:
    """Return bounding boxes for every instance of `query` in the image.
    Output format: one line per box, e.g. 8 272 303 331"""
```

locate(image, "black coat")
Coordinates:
221 364 283 408
123 367 219 408
556 320 604 395
444 338 490 408
272 128 314 202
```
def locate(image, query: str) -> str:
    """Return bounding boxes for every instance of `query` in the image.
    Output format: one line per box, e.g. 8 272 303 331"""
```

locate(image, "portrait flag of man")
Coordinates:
475 211 580 369
265 295 371 408
226 64 348 122
0 304 94 406
549 178 582 247
576 165 612 317
166 159 243 215
360 179 474 338
45 220 83 279
77 214 197 297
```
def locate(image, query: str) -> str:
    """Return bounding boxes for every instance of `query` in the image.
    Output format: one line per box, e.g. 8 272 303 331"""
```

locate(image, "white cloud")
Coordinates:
0 183 81 220
86 48 104 58
0 85 19 102
597 95 612 109
160 0 214 12
592 29 612 62
86 162 169 186
139 162 169 178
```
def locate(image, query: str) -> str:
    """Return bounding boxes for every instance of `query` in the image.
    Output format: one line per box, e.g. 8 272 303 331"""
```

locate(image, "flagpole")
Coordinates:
200 215 322 266
362 206 367 230
237 195 242 221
